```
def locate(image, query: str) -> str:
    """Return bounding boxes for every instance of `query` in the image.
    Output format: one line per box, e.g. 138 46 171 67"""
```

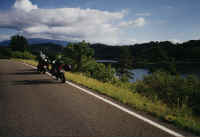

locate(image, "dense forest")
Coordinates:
91 40 200 62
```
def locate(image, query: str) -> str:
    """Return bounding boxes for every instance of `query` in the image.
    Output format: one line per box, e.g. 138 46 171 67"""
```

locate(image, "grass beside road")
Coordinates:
13 59 200 136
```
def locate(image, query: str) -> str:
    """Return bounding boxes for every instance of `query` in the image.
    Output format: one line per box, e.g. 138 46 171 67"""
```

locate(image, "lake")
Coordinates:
96 60 200 83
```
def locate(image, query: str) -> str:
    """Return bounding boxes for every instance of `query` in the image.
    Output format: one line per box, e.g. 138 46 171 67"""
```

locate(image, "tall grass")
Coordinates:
14 59 200 135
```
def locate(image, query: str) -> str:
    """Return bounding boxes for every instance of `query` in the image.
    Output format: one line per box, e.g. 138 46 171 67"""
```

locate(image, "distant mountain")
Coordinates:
0 38 69 46
0 40 10 46
28 38 68 46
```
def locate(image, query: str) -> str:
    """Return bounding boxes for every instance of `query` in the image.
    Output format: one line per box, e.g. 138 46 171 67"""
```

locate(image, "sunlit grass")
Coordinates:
14 59 200 135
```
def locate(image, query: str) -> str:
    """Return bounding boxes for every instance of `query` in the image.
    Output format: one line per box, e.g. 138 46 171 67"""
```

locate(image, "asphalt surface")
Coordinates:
0 60 191 137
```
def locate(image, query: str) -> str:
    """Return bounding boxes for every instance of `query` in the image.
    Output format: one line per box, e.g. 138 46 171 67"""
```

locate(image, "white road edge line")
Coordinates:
21 62 184 137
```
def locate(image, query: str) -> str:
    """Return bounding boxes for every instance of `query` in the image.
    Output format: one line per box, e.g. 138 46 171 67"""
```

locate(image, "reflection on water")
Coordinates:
130 69 150 82
130 67 200 83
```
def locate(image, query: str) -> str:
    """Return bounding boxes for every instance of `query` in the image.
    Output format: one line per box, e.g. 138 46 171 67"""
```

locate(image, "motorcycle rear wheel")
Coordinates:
61 73 66 83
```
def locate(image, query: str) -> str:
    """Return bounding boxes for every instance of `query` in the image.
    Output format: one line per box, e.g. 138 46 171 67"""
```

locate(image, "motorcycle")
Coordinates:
50 62 66 83
37 59 49 74
58 64 66 83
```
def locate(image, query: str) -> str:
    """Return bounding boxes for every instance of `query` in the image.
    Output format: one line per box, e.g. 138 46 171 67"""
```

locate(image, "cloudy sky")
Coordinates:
0 0 200 44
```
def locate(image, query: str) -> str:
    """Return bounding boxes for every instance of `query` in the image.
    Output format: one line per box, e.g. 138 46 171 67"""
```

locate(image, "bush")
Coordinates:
136 70 200 114
11 51 36 60
81 59 116 83
185 75 200 114
0 47 12 58
63 41 94 72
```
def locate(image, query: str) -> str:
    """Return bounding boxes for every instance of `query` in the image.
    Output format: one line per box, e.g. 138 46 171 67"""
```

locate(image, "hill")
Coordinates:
0 38 68 46
90 40 200 62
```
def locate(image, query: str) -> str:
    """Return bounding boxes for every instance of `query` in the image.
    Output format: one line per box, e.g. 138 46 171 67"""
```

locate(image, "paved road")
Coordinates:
0 60 190 136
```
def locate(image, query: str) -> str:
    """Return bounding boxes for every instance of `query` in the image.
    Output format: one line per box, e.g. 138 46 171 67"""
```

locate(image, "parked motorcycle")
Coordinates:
50 61 66 83
57 64 66 83
37 58 49 74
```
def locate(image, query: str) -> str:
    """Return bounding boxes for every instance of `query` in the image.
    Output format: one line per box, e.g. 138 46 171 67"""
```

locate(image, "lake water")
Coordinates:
129 68 200 83
130 69 150 82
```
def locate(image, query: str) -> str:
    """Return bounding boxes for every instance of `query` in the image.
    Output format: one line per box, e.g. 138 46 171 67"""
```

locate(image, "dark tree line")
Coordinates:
10 35 29 52
90 40 200 62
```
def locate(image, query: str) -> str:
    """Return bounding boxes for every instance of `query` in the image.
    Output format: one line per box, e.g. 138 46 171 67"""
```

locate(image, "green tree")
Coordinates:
81 59 116 82
117 47 134 82
10 35 29 52
63 40 94 71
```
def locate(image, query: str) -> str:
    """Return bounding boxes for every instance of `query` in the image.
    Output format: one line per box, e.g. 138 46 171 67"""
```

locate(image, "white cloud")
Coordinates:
136 12 151 17
0 34 11 41
14 0 38 12
115 38 137 45
0 0 146 44
169 39 182 44
119 17 145 28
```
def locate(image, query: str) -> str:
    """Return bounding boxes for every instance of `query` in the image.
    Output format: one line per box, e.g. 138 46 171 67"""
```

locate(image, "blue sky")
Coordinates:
0 0 200 44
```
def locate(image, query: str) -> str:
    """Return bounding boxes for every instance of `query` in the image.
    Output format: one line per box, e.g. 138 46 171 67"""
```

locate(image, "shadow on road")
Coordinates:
17 68 36 72
1 71 39 76
11 71 40 75
13 79 56 85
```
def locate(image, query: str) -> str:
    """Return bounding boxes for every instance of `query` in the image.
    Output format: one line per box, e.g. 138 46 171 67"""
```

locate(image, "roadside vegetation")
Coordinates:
0 35 36 60
1 35 200 135
0 47 36 60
